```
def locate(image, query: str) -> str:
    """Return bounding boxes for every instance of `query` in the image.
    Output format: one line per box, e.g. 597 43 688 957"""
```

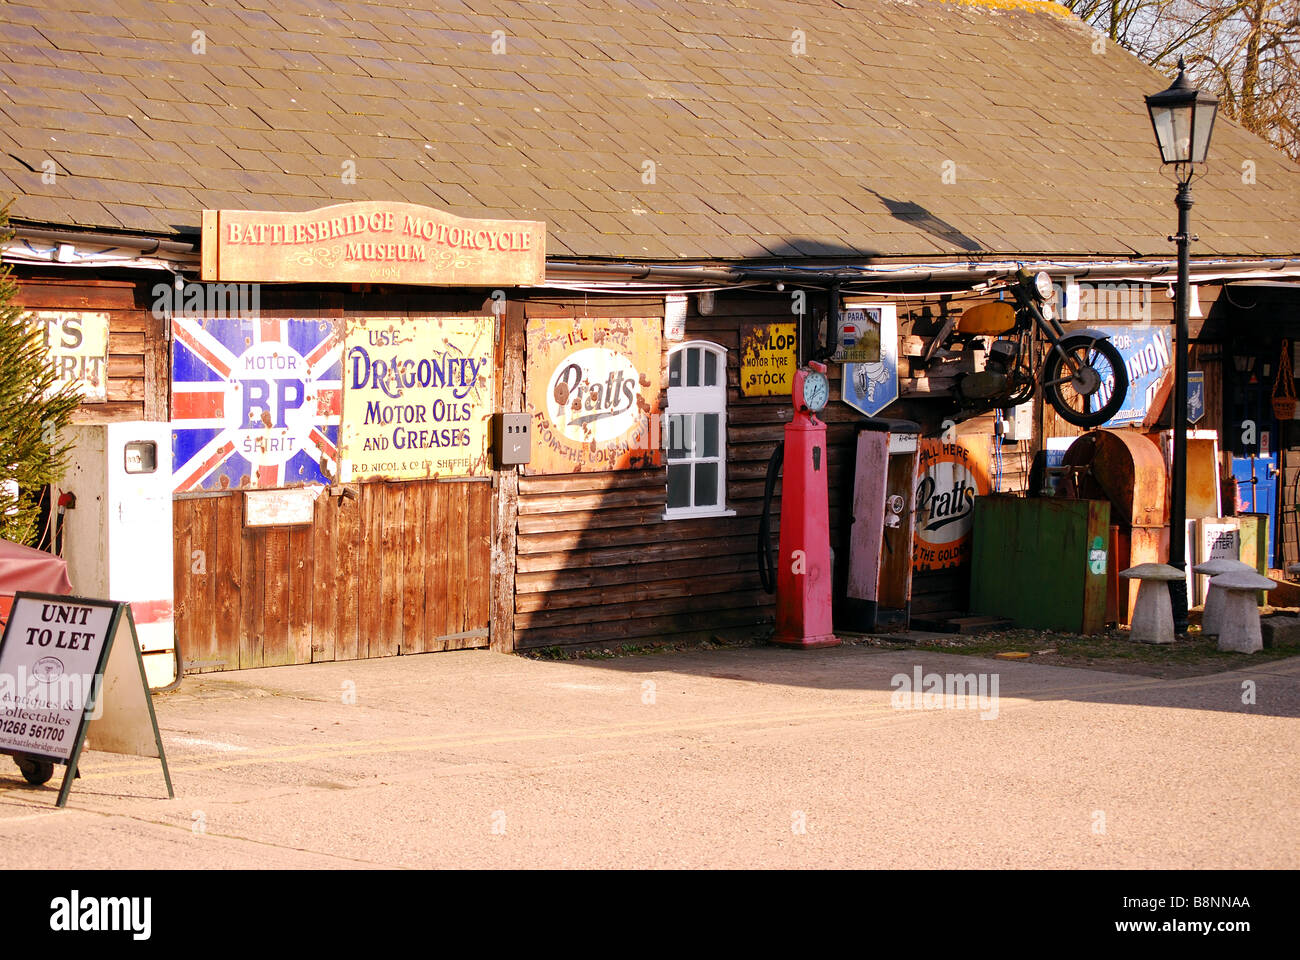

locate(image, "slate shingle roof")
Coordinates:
1 0 1299 260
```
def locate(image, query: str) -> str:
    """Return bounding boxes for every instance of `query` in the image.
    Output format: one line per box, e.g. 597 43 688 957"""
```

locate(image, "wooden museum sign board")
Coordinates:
202 201 547 286
0 593 172 807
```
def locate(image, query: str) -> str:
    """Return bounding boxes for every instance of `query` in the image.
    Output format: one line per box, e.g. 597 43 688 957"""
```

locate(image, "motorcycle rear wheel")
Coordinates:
1042 335 1128 428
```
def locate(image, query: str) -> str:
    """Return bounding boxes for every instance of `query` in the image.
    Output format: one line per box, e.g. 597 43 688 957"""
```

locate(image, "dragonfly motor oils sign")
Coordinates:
525 317 660 473
913 437 991 572
339 316 494 481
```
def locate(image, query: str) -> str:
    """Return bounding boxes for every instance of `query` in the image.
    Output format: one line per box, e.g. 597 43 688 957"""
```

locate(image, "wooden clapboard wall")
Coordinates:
512 292 857 650
172 285 497 671
13 270 168 422
175 480 490 670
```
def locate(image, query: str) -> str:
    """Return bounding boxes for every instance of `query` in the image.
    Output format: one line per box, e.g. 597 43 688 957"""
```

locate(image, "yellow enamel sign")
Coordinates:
739 323 797 397
340 316 495 481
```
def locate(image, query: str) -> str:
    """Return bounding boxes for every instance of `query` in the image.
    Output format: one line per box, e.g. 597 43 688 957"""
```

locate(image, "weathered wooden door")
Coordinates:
174 478 491 672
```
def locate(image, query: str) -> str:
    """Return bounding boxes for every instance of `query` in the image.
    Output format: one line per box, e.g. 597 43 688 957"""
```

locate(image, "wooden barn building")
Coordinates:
3 0 1300 670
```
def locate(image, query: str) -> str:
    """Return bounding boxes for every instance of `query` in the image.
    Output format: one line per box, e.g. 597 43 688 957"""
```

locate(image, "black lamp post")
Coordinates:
1146 57 1218 632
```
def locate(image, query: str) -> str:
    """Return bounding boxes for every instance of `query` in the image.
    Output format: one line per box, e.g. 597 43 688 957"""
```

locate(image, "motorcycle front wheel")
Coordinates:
1042 334 1128 428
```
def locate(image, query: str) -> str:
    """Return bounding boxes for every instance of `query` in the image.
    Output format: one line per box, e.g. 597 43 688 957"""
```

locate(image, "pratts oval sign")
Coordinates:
546 347 643 444
525 317 661 474
913 438 991 573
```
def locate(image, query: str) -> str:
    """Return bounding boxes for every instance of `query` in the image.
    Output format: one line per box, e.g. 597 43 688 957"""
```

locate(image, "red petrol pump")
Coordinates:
760 362 840 649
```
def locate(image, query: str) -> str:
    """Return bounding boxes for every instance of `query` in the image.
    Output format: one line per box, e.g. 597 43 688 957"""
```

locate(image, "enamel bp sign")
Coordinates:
171 316 342 491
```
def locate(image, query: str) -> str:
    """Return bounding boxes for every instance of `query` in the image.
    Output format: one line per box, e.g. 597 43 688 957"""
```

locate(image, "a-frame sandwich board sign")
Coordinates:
0 592 173 808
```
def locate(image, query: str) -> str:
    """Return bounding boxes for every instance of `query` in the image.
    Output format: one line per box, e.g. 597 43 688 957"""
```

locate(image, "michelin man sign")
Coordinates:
841 304 898 416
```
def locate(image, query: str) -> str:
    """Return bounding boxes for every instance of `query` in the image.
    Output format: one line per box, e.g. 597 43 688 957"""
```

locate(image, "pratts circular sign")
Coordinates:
545 347 644 444
913 439 990 572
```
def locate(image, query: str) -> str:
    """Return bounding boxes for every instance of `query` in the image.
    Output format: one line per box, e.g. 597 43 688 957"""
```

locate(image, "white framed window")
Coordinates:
664 340 733 519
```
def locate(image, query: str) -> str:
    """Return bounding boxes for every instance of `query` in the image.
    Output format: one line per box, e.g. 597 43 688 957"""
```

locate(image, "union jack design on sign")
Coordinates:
171 317 342 491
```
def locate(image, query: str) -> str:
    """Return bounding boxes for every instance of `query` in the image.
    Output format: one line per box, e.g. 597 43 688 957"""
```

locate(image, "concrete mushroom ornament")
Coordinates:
1192 558 1258 637
1209 570 1279 654
1120 563 1186 645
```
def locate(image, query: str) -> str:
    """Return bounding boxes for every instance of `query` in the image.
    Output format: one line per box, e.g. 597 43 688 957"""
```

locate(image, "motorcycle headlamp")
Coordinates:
1031 271 1054 302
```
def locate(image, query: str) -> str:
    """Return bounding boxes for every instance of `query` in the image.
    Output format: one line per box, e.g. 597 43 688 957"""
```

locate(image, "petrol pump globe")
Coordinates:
800 370 830 412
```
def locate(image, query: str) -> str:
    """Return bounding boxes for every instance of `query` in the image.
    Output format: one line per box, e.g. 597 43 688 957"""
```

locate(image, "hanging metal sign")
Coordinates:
842 304 898 415
525 317 661 474
1187 370 1205 425
832 307 882 363
739 323 796 397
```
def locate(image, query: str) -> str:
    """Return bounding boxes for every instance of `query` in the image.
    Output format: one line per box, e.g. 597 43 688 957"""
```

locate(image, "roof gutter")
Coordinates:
546 257 1300 287
545 261 741 283
11 225 197 256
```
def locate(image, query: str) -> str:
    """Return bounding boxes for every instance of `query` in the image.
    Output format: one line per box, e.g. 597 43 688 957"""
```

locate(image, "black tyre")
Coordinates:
15 755 54 786
1043 334 1128 428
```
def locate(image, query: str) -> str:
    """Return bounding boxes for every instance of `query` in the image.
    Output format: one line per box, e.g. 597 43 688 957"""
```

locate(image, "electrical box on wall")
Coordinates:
494 412 531 466
56 422 177 691
999 401 1034 443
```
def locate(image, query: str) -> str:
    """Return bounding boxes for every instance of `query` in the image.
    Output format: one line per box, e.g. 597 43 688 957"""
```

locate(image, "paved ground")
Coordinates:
1 642 1296 869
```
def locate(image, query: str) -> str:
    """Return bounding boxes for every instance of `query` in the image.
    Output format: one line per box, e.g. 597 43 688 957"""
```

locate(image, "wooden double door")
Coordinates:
174 478 491 672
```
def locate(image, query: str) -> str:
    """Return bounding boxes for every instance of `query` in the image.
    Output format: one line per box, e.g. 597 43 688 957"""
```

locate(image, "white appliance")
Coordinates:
56 422 177 690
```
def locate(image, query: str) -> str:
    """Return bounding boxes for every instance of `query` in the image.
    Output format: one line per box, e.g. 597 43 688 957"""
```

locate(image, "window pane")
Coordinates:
669 351 682 388
686 348 700 387
666 414 689 460
700 413 719 458
694 462 718 506
667 464 691 508
704 350 717 386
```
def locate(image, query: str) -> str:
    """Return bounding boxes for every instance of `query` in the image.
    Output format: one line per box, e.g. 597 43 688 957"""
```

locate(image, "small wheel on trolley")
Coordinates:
14 754 55 786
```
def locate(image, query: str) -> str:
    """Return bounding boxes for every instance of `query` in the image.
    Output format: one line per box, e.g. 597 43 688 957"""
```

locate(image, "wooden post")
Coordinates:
490 298 525 653
143 290 170 422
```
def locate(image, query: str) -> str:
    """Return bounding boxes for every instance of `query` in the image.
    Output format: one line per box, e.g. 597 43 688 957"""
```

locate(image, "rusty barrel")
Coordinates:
1064 430 1168 624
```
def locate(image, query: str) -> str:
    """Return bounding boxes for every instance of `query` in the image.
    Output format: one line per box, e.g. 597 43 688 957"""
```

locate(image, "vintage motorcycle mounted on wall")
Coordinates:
925 269 1129 428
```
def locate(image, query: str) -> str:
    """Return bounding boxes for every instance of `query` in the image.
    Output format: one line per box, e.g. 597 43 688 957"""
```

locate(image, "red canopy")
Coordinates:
0 539 72 627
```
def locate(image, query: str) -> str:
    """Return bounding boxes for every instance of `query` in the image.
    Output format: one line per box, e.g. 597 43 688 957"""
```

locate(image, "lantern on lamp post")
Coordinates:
1145 57 1218 632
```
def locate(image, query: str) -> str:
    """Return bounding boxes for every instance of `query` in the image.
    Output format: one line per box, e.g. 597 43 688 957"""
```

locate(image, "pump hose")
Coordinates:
757 441 784 594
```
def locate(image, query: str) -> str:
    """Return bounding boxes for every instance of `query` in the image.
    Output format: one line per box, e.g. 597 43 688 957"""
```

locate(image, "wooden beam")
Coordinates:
490 298 524 653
